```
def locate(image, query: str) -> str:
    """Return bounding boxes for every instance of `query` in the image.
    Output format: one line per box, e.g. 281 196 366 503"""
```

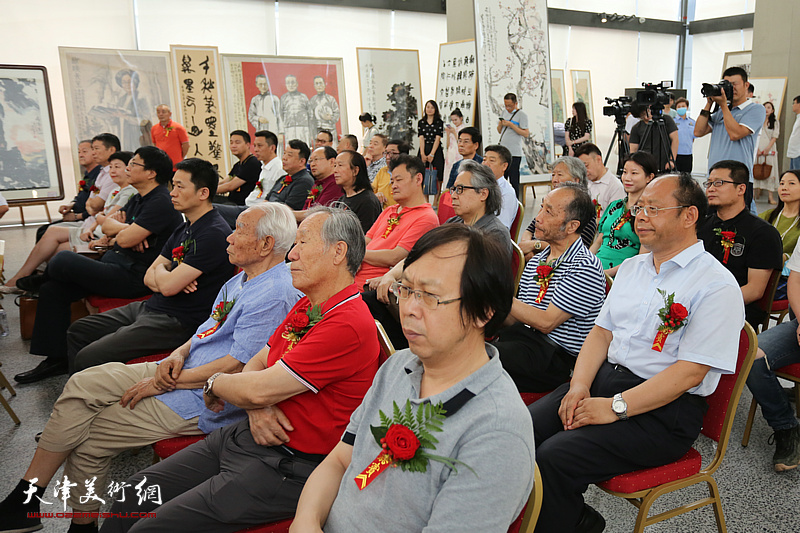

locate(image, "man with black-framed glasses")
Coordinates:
698 159 782 327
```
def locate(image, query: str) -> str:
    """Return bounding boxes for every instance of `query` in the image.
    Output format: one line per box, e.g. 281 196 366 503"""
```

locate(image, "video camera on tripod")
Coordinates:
603 96 632 125
700 79 734 113
636 81 673 116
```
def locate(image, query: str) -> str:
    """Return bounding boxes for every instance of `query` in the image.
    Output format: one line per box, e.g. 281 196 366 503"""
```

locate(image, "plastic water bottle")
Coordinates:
0 308 8 337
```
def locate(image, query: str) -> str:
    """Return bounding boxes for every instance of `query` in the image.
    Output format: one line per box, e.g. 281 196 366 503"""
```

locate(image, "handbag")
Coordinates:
423 165 439 196
753 154 772 181
15 295 90 340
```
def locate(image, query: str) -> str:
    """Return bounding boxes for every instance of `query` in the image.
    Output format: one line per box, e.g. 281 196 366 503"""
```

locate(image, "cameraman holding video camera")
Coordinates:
695 66 766 211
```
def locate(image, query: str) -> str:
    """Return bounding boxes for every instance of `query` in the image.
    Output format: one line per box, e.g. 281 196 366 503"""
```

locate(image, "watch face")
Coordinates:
612 399 625 413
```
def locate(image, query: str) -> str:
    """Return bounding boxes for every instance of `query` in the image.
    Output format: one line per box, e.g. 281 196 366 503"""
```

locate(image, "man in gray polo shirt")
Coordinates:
291 224 535 532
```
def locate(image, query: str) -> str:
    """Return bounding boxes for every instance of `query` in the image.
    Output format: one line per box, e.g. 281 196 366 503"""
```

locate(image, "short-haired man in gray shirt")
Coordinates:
292 224 536 532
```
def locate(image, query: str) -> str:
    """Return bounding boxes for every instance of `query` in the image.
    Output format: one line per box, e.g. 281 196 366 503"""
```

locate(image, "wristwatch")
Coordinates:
203 372 224 396
533 241 543 252
612 393 628 421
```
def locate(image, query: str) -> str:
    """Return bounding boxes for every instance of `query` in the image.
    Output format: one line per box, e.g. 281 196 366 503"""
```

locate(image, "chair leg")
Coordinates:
706 478 727 533
795 384 800 418
632 493 656 533
43 202 52 223
0 391 20 425
0 371 16 397
741 398 758 447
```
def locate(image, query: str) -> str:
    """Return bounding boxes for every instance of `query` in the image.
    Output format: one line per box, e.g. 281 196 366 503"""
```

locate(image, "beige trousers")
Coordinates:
37 362 203 511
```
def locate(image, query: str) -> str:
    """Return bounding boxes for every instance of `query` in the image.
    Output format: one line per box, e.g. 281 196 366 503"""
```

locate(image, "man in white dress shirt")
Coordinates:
483 144 518 229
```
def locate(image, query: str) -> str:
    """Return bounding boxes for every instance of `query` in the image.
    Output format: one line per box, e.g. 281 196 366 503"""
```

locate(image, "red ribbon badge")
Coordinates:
354 452 393 490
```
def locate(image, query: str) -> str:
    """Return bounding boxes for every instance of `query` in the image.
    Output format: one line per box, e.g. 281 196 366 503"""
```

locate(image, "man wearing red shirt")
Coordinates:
101 206 379 532
355 154 439 289
151 105 189 170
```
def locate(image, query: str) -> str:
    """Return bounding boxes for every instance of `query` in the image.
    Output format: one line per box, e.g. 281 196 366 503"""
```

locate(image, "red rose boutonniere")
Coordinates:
304 184 323 209
89 184 100 195
79 180 88 192
255 180 264 199
280 304 323 355
592 199 602 219
354 400 474 490
382 211 403 239
612 209 632 231
164 125 174 138
652 289 689 352
532 255 564 304
276 175 293 194
197 292 236 339
713 228 737 264
172 237 196 264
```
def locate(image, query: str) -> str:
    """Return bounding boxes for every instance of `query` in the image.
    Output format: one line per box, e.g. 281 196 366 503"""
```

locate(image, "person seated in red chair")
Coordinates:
0 203 302 533
99 206 380 533
290 224 535 532
354 154 439 289
492 183 606 393
62 157 235 375
14 146 184 384
530 175 744 533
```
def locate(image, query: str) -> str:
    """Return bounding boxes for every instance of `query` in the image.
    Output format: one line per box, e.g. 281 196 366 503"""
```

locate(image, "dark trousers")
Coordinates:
67 301 193 373
530 362 707 533
506 156 522 197
493 322 575 392
29 251 149 360
675 154 693 174
99 420 320 533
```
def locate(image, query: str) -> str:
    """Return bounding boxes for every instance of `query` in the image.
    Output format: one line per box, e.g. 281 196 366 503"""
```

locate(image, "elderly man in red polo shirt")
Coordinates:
150 105 189 170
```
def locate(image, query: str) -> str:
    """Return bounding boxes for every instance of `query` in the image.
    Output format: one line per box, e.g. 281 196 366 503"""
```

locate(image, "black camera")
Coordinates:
701 80 734 101
603 96 632 124
636 81 673 107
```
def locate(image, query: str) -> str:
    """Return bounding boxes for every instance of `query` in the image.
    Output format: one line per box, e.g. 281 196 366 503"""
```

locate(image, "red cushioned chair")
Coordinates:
755 268 782 334
437 191 456 224
509 201 524 242
510 241 525 295
507 462 543 533
596 323 756 533
125 352 172 366
86 294 151 314
741 361 800 447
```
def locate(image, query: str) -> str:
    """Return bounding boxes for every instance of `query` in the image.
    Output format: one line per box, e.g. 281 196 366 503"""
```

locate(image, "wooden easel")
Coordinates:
11 200 52 226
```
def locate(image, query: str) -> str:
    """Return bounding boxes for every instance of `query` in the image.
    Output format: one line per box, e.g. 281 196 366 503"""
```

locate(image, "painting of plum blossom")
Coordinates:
473 0 553 175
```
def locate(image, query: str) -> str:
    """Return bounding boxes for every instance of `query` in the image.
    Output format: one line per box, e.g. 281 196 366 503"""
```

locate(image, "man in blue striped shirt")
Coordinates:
493 183 607 392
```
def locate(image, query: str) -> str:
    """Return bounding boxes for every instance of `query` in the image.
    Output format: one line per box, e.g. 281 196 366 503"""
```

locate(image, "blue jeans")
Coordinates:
791 157 800 171
747 318 800 431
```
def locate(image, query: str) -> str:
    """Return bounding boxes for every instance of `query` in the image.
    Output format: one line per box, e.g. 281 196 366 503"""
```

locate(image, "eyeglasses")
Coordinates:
449 185 482 195
128 161 146 169
630 205 688 217
391 282 461 310
384 151 400 156
703 179 738 188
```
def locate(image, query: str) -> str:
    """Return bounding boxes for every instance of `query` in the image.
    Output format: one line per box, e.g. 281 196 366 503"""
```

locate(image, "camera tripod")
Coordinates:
635 113 675 172
604 116 630 175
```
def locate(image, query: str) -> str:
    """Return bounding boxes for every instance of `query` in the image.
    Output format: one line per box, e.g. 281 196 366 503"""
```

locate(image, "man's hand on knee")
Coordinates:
120 377 163 409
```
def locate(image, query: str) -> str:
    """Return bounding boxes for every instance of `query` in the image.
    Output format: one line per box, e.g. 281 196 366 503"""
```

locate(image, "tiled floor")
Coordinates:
0 192 799 532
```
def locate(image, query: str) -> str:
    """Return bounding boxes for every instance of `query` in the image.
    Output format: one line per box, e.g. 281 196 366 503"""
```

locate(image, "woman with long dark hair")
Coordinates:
565 101 592 156
760 170 800 299
417 100 445 207
755 101 780 204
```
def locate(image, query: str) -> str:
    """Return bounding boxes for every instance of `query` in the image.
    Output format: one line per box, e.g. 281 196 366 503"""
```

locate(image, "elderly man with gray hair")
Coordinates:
0 202 303 533
101 206 381 533
518 155 596 261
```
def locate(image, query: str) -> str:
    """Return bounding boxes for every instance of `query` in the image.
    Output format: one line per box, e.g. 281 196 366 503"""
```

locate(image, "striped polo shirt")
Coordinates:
518 237 606 355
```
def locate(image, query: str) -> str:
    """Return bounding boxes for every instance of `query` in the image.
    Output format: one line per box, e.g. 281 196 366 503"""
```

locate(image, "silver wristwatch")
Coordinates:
612 393 628 421
203 372 224 396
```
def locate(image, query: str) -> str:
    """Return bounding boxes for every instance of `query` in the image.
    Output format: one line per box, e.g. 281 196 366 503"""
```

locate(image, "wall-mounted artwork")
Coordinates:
550 69 566 124
436 40 478 126
170 45 229 173
59 47 175 174
570 69 595 142
723 50 752 77
473 0 554 174
0 64 63 201
222 54 346 149
749 77 788 116
357 48 422 150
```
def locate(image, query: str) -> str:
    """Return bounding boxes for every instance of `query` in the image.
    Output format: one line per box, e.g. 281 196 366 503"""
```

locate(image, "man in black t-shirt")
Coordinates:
266 139 314 210
64 158 235 373
698 160 783 327
16 146 184 384
629 103 679 171
216 130 262 205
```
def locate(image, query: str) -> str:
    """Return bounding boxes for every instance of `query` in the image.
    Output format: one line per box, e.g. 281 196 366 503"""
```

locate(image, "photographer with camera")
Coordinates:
694 66 766 212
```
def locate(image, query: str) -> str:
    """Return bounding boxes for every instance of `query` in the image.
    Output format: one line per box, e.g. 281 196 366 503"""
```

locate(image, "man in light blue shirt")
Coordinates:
530 174 744 532
674 97 695 174
0 203 302 532
695 66 766 213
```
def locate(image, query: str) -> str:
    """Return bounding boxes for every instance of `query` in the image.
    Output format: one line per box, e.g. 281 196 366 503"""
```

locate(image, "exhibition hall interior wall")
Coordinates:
0 0 756 223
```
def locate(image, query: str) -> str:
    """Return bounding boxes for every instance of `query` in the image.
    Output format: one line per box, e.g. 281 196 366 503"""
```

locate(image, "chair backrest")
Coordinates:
510 201 524 242
511 461 543 533
699 322 757 474
511 241 525 296
437 191 456 224
604 272 613 296
375 319 395 366
756 268 781 330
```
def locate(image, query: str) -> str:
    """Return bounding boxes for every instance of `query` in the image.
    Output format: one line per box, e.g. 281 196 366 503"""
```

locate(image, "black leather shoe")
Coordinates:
16 273 46 293
575 504 605 533
14 359 68 384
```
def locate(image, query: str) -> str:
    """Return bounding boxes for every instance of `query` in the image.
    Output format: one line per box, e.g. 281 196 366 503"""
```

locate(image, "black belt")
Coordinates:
276 444 326 464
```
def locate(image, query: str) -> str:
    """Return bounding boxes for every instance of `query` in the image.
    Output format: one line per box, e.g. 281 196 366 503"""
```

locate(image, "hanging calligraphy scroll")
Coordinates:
435 40 477 126
170 45 229 173
473 0 554 174
221 54 347 149
356 48 422 151
59 47 175 177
